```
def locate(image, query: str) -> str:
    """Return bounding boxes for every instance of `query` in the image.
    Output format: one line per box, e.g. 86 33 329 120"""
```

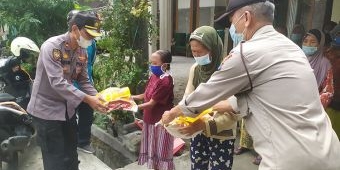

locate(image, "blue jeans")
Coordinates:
76 102 94 147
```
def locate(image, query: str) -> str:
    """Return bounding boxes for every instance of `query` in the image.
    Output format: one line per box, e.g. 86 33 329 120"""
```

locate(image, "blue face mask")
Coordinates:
194 53 211 65
229 13 245 46
302 46 318 56
229 24 244 46
290 34 302 44
149 65 164 76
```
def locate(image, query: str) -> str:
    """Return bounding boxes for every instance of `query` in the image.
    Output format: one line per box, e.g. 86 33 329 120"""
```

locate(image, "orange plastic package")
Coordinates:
97 87 138 112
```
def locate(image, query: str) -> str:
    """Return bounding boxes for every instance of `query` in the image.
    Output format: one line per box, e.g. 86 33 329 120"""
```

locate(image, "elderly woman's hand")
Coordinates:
178 118 206 136
161 106 183 125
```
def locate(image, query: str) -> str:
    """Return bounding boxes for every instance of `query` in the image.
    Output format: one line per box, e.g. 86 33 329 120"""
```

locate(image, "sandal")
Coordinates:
252 155 262 165
234 147 250 155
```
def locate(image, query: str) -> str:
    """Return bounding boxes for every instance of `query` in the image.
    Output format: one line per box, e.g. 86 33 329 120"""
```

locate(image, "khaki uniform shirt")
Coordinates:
179 25 340 170
28 33 97 121
183 63 240 141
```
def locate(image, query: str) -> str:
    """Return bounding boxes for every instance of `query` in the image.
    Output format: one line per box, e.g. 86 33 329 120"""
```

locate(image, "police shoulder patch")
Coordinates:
52 49 62 61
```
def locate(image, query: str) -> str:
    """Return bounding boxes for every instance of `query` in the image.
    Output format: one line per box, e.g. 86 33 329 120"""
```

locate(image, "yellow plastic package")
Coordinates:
97 87 138 112
164 108 213 139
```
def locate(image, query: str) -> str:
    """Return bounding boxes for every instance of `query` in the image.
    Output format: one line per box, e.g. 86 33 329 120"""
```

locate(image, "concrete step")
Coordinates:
2 144 112 170
116 152 190 170
117 143 259 170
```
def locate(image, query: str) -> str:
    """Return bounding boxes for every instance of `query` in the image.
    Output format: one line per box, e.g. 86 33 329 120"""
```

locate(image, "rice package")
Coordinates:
98 87 138 112
164 108 213 139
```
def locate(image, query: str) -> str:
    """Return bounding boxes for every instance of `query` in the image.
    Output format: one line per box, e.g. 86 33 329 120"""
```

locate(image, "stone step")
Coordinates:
2 143 112 170
116 152 190 170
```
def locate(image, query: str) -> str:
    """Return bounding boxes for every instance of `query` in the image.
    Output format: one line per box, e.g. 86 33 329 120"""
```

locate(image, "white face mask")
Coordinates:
77 29 92 48
194 53 211 65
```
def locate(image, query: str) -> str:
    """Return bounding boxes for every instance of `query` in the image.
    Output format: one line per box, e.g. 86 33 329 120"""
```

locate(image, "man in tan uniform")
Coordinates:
27 11 107 170
162 0 340 169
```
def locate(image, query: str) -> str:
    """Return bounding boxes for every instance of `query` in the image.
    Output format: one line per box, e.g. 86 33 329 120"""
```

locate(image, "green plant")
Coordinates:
0 0 74 45
93 0 157 124
93 113 110 130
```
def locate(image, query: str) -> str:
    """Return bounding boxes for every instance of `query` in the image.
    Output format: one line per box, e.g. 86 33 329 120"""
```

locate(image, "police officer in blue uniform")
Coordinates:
27 11 107 170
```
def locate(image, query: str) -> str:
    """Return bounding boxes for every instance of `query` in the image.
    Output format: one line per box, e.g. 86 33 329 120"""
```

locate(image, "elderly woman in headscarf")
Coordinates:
290 24 305 47
302 29 334 107
179 26 238 170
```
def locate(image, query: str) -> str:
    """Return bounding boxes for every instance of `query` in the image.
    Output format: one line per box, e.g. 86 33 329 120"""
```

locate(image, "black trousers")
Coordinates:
32 115 79 170
76 102 94 147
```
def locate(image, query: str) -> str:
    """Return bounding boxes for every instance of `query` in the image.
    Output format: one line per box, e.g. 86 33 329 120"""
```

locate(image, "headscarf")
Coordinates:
304 29 332 88
290 24 305 46
190 26 223 88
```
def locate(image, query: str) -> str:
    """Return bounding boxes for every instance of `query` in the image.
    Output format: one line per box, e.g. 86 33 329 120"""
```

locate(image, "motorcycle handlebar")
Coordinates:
0 105 26 116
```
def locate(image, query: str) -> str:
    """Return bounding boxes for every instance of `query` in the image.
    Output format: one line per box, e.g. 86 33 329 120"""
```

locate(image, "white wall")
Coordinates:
332 0 340 23
199 0 215 7
178 0 190 9
178 0 220 8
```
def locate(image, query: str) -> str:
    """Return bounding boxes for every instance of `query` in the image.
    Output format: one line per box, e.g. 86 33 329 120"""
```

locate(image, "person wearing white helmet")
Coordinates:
10 37 40 77
1 37 40 108
10 37 40 57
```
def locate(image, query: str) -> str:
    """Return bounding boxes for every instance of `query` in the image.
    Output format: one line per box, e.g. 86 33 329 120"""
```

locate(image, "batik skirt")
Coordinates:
138 122 175 170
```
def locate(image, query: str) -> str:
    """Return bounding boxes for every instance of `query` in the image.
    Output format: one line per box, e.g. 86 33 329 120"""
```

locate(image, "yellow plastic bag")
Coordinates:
99 87 131 102
174 108 213 126
97 87 138 112
164 108 213 139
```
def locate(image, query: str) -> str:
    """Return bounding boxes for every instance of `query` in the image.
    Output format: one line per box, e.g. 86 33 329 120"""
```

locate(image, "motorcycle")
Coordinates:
0 37 39 170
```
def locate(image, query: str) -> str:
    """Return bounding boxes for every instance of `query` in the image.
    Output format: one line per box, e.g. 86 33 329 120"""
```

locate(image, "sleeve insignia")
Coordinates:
63 52 69 60
52 49 62 61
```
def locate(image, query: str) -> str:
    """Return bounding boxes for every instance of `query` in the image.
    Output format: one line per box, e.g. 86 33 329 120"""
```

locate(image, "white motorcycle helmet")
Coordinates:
10 37 40 57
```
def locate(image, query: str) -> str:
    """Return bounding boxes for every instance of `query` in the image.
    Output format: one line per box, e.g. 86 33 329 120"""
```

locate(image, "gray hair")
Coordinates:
241 1 275 23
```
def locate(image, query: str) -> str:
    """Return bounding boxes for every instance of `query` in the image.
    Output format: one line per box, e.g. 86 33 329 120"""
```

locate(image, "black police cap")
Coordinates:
214 0 274 28
69 11 101 37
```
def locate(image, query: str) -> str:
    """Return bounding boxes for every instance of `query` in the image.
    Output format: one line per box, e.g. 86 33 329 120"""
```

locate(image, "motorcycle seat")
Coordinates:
0 93 16 102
